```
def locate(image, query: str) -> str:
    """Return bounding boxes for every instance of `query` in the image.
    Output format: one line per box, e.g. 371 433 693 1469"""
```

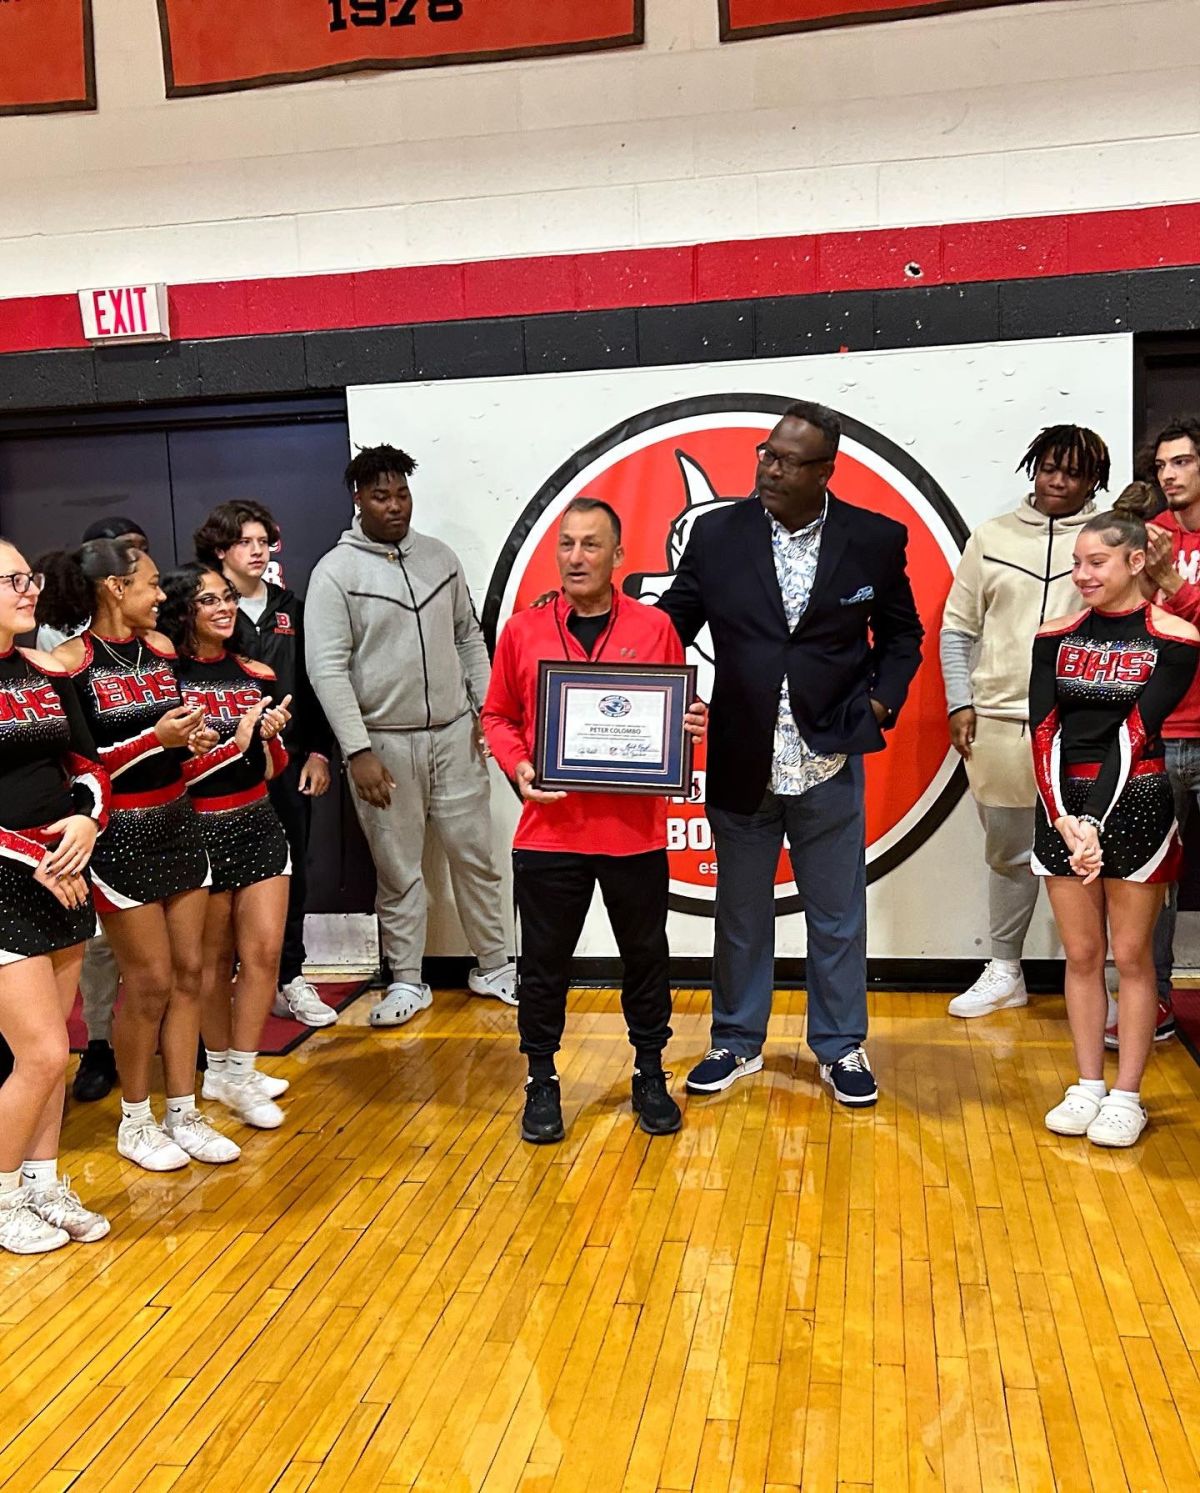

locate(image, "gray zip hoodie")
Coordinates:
304 517 491 758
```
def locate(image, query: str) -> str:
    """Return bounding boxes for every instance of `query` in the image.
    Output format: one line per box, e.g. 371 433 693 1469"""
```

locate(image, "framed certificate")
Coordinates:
534 661 697 795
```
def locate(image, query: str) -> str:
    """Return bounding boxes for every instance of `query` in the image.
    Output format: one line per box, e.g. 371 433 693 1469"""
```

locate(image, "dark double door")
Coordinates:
0 398 373 916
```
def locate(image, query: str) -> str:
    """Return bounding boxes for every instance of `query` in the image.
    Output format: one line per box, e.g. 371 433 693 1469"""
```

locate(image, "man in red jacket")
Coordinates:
483 497 706 1145
1135 416 1200 1044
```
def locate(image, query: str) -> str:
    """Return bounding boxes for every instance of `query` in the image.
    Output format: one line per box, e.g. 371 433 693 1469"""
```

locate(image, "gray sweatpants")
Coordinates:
81 929 119 1043
976 803 1039 962
350 714 507 985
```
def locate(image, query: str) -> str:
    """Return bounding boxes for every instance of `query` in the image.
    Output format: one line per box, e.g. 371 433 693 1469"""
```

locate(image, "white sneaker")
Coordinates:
468 960 518 1007
0 1190 69 1254
24 1178 110 1243
1087 1094 1148 1148
203 1070 288 1102
1045 1085 1104 1137
370 981 433 1028
163 1109 241 1164
948 961 1028 1018
272 976 338 1028
218 1072 284 1130
117 1116 191 1172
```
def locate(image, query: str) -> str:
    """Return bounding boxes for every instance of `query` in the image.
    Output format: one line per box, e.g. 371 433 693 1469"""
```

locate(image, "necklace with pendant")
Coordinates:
93 632 144 676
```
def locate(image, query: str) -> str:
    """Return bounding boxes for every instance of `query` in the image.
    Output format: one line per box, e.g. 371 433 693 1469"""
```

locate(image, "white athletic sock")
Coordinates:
0 1168 21 1196
165 1094 197 1122
226 1050 258 1082
121 1097 153 1124
1078 1078 1107 1098
994 958 1021 974
1111 1086 1141 1105
205 1049 229 1076
22 1159 57 1190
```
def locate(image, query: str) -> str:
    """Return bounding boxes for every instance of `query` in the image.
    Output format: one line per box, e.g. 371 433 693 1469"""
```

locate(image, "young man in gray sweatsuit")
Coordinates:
305 444 515 1026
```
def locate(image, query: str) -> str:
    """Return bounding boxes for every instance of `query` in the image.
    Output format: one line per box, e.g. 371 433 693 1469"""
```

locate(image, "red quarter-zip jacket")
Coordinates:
482 589 684 855
1153 510 1200 738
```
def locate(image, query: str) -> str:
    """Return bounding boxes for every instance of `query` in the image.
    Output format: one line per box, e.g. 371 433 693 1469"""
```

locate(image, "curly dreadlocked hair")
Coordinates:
343 444 418 495
1016 425 1111 495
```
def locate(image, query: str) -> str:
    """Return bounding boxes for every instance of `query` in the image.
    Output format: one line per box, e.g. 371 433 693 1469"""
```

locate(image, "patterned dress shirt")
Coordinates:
768 503 847 796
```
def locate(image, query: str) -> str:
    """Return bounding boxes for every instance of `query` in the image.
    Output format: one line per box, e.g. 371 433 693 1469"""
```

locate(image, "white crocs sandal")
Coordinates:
1087 1093 1148 1148
370 981 433 1027
1045 1085 1104 1136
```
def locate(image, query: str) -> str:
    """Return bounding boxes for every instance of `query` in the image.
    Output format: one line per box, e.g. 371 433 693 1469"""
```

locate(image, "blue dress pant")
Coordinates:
708 758 867 1063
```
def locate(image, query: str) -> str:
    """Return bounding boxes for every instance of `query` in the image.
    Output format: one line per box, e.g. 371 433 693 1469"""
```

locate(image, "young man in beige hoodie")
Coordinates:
940 426 1109 1017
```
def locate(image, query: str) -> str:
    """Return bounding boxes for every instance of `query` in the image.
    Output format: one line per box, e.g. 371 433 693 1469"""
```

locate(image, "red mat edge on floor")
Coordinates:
67 979 369 1060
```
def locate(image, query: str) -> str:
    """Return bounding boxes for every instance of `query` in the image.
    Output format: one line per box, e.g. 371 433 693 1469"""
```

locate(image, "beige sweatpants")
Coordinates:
350 713 507 985
965 714 1040 961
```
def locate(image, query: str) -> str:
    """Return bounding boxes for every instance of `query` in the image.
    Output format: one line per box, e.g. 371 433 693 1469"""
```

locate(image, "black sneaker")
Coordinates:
685 1048 764 1093
631 1070 682 1135
521 1076 565 1144
72 1040 117 1102
819 1047 878 1107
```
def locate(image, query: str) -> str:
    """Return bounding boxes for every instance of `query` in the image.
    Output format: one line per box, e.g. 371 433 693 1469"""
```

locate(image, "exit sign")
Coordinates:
79 284 171 343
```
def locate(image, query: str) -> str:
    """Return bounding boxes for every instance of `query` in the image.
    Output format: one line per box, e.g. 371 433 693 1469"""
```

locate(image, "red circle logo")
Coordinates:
484 395 967 915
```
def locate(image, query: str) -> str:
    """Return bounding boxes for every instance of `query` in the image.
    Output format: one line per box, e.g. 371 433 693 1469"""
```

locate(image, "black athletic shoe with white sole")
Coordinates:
820 1047 878 1106
631 1070 682 1135
521 1076 565 1144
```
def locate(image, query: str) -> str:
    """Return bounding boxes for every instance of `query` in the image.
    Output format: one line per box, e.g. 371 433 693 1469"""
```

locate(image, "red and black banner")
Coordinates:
720 0 1043 39
0 0 94 115
157 0 643 98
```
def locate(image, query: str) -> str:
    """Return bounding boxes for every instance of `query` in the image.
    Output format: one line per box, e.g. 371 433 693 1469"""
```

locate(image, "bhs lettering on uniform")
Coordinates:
183 686 263 721
92 669 178 712
0 685 64 725
1057 643 1155 687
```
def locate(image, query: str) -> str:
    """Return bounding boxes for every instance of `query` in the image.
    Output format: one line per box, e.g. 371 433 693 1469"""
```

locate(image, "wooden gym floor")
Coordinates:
3 985 1200 1492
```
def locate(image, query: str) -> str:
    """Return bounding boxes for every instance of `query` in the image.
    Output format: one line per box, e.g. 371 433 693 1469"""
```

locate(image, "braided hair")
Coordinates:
1017 425 1111 494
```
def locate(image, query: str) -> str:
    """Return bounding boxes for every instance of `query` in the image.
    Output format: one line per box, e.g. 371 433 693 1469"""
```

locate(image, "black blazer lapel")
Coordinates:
742 500 790 631
794 494 850 633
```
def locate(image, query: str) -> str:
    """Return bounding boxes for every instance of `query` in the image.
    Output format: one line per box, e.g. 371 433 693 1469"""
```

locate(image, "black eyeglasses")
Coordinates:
755 443 833 475
0 571 45 595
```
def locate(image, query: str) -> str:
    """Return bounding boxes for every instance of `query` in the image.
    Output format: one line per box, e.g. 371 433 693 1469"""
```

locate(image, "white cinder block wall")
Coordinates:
1 0 1197 301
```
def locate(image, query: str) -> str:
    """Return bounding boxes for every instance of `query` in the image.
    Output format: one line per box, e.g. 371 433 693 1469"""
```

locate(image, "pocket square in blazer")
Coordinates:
840 585 874 605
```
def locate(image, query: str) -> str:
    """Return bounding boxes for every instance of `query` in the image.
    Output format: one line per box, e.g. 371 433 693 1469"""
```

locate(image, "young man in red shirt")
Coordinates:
483 498 706 1145
1134 416 1200 1043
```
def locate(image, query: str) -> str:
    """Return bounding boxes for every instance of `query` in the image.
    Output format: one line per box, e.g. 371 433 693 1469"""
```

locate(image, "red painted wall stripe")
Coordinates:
2 201 1198 357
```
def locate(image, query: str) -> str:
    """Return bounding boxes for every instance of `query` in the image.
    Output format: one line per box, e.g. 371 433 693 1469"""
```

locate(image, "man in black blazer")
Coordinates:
657 400 923 1105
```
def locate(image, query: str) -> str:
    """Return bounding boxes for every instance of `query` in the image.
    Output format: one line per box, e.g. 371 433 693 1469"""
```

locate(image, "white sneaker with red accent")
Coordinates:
1104 997 1176 1051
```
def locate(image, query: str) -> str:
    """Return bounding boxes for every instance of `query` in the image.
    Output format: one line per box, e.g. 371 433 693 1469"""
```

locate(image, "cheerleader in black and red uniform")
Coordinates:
160 565 293 1133
159 564 292 1122
40 539 241 1172
0 538 110 1253
1030 492 1199 1148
